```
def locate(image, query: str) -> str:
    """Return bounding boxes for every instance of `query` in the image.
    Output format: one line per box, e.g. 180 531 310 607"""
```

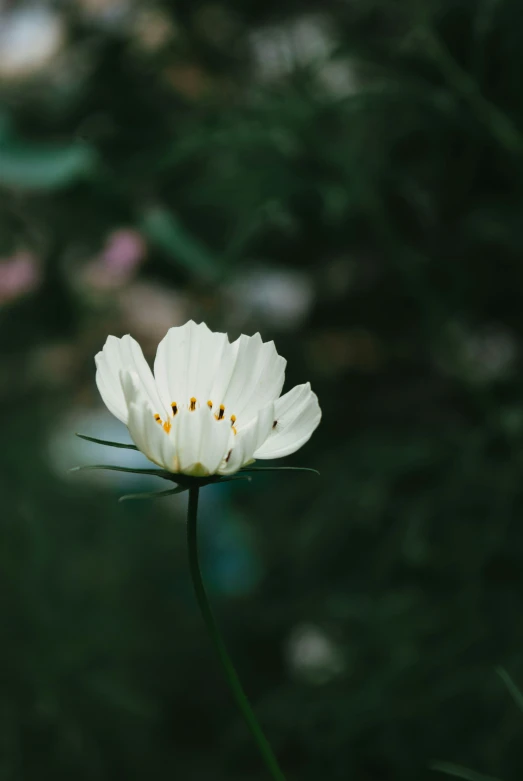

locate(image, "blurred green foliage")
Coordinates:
2 0 523 779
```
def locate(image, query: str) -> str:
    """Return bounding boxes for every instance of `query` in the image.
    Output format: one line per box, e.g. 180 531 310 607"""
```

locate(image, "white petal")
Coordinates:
210 333 286 425
253 383 321 460
173 406 231 476
154 321 230 412
218 401 275 475
121 371 177 471
95 334 165 425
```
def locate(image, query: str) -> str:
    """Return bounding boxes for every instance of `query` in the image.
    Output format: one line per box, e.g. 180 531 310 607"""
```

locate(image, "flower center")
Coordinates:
153 397 238 435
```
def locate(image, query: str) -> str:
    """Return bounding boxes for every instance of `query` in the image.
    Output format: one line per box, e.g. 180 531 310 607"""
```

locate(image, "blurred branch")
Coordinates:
140 206 220 281
430 762 503 781
416 25 523 156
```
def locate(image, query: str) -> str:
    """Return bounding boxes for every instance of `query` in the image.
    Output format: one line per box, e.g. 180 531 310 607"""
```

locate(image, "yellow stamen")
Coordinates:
190 397 196 411
215 404 225 420
154 413 171 433
207 400 213 409
172 402 178 416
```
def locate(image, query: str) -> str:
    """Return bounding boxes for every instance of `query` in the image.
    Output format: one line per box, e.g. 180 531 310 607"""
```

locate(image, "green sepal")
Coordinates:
70 464 252 494
214 475 252 484
71 457 315 502
160 474 252 489
118 485 189 503
75 433 139 450
69 464 174 481
71 463 317 483
240 466 320 475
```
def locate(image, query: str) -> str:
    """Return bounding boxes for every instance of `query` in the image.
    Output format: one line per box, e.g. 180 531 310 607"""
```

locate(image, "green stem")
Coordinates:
186 486 287 781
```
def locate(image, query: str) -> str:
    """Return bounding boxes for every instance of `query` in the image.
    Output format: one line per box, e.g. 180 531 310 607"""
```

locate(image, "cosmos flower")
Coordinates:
95 320 321 477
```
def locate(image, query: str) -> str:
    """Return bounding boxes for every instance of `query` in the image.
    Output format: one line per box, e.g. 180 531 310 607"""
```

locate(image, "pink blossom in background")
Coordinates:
0 251 41 304
103 229 146 273
83 228 146 290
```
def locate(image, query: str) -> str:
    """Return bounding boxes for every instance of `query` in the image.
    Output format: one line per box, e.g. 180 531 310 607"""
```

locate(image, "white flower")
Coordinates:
286 623 345 684
95 320 321 477
0 8 65 80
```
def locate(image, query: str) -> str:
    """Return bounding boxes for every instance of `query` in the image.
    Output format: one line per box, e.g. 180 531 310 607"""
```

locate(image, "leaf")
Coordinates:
240 466 320 475
0 138 96 190
140 207 219 280
118 486 188 502
496 666 523 713
75 433 139 450
430 762 502 781
69 465 174 481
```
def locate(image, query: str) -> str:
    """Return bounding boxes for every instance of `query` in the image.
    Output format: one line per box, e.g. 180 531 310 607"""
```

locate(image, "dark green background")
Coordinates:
1 0 523 778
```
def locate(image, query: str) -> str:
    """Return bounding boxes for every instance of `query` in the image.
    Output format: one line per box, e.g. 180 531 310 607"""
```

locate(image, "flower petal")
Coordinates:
95 334 165 424
173 406 231 476
253 383 321 460
121 371 177 471
210 333 286 425
218 401 275 475
154 320 230 412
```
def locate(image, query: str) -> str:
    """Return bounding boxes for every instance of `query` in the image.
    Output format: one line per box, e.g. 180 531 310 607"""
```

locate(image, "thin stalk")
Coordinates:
186 486 287 781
